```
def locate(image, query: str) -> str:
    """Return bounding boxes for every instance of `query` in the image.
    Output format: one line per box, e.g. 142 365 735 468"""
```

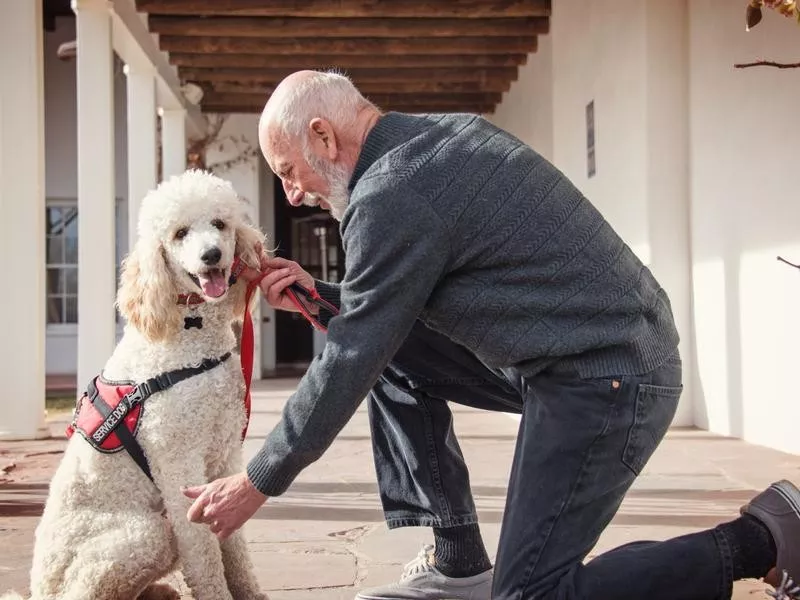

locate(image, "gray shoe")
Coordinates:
740 480 800 599
355 544 492 600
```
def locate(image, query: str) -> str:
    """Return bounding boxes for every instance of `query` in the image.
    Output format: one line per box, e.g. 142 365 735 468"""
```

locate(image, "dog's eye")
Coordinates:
174 227 189 240
211 219 226 231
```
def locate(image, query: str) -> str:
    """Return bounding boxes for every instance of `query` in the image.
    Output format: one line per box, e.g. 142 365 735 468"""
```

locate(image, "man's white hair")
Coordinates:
271 70 376 147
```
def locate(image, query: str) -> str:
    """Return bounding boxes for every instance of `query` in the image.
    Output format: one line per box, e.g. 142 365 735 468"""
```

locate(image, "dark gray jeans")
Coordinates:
368 321 734 599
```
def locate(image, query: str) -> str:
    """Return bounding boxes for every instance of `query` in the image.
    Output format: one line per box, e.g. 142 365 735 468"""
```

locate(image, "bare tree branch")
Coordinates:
734 60 800 68
777 256 800 270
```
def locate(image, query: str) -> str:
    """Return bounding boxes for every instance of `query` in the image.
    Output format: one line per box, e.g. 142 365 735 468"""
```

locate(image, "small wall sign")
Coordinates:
586 100 596 178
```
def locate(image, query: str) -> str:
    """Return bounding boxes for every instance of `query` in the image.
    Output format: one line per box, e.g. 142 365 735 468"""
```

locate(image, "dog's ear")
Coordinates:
116 237 181 342
235 219 266 270
232 218 267 317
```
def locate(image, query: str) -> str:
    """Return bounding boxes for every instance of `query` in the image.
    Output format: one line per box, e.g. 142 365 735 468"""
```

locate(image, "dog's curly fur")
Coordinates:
2 171 268 600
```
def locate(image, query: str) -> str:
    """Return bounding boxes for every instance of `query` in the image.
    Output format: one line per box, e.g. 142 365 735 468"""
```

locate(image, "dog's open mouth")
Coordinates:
188 267 229 299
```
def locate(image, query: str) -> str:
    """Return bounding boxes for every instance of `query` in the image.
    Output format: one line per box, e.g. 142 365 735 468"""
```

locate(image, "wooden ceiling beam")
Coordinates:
148 16 549 38
201 104 496 115
208 80 510 95
159 35 538 55
180 67 517 85
137 0 551 18
202 92 502 107
169 53 528 70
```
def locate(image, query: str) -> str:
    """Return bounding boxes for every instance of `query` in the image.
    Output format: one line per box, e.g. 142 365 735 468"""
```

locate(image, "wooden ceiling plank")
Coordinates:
159 35 538 55
180 66 518 85
169 53 528 69
137 0 551 18
148 16 549 38
202 91 502 106
208 80 510 95
200 104 496 115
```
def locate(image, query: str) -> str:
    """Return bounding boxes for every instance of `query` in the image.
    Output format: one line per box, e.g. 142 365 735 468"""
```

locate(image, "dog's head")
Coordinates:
117 170 265 342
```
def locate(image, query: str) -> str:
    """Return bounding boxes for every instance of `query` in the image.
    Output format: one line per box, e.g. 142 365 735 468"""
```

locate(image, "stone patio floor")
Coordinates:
3 377 799 599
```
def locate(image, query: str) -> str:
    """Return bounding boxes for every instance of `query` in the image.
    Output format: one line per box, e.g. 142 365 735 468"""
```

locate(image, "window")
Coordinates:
45 199 127 327
46 205 78 324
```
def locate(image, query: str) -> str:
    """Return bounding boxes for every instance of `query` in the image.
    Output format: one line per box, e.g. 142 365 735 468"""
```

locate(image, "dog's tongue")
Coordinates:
198 270 227 298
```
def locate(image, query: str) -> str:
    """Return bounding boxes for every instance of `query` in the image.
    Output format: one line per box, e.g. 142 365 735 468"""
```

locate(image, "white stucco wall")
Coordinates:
490 34 554 162
688 0 800 452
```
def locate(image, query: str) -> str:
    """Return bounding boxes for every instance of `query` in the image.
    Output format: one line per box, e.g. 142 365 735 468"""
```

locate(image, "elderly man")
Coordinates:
184 70 800 600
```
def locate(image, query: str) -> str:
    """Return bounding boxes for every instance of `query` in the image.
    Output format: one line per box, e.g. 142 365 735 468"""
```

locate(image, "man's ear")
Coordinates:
309 117 338 161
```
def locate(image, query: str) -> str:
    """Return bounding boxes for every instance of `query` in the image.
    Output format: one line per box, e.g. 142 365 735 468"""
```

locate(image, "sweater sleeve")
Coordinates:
247 184 450 496
313 280 341 328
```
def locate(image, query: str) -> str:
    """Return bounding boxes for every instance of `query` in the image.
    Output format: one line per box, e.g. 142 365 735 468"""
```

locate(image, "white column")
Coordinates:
160 108 187 180
0 0 49 439
124 63 157 251
73 0 117 394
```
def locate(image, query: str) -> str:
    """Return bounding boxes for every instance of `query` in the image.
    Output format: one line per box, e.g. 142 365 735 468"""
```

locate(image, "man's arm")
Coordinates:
247 187 451 497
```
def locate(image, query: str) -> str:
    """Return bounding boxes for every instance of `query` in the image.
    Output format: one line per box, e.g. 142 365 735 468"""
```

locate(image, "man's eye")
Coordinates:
175 227 189 240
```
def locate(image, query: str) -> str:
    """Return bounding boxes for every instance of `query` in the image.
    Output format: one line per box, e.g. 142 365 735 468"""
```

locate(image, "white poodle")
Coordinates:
3 170 269 600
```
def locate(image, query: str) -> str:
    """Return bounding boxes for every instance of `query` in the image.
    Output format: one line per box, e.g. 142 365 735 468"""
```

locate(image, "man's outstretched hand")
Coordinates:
183 473 268 540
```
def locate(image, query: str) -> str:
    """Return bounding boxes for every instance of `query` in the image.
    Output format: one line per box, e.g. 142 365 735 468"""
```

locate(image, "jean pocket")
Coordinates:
622 383 683 475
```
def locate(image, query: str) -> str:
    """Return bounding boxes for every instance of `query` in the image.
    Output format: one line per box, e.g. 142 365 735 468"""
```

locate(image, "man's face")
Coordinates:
265 130 352 221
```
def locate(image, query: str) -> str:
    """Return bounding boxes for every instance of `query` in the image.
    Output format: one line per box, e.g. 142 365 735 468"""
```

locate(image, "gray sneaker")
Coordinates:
741 480 800 599
355 544 493 600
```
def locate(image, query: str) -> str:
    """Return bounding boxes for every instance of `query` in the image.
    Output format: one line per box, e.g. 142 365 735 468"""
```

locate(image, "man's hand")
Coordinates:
183 473 267 540
257 257 317 314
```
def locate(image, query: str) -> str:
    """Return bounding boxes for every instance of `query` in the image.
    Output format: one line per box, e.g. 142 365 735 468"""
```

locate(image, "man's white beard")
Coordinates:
304 151 352 221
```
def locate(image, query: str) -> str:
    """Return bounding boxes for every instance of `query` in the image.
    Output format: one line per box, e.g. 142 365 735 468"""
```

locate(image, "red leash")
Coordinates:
231 258 339 440
238 275 263 440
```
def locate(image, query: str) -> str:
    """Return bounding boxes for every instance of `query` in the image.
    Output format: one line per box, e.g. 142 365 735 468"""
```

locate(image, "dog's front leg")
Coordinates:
213 448 268 600
221 531 269 600
153 465 234 600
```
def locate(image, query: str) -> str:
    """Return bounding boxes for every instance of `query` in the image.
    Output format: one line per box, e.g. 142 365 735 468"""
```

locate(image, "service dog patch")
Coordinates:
66 377 143 454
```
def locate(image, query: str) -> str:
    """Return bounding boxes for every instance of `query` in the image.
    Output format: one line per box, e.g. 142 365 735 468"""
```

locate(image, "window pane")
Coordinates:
46 268 61 295
47 296 63 324
47 235 63 263
63 209 78 263
46 207 62 233
65 267 78 294
65 296 78 323
64 235 78 264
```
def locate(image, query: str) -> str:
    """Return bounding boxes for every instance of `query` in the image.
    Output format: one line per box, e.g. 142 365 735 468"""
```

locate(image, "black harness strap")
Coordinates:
89 352 232 482
89 379 154 481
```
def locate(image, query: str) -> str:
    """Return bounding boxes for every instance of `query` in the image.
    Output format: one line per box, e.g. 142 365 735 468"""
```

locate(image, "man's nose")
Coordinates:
201 247 222 266
283 180 301 205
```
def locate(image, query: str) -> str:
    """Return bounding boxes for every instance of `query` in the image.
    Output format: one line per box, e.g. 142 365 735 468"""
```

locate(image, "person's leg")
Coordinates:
368 321 523 530
359 321 522 599
492 353 787 600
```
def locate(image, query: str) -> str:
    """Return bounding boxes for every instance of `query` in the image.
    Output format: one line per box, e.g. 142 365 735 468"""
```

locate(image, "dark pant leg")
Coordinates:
368 321 522 529
492 353 734 600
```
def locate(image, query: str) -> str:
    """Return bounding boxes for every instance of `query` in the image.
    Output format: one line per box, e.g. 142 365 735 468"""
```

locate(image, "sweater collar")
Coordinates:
348 112 422 192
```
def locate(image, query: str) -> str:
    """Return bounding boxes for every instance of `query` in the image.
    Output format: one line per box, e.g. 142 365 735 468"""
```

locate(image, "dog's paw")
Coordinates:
137 583 181 600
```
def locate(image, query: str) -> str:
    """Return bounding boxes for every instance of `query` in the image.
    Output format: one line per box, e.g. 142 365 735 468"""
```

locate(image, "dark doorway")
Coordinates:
273 177 345 369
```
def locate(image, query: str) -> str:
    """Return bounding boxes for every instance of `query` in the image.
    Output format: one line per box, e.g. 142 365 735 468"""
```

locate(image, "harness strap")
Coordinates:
128 352 232 406
87 379 154 481
89 352 232 479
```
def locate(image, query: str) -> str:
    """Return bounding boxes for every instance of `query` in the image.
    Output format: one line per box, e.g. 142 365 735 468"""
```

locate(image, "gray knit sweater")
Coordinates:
247 112 680 497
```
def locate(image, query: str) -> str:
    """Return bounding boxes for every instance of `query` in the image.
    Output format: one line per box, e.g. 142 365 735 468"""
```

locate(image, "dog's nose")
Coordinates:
201 247 222 266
